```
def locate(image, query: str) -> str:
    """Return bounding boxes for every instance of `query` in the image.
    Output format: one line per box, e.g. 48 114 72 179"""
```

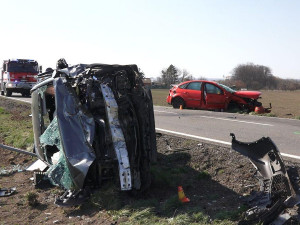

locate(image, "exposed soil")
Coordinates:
1 98 300 224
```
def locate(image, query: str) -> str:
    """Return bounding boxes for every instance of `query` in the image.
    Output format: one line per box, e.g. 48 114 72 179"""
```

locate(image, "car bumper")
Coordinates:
6 82 35 91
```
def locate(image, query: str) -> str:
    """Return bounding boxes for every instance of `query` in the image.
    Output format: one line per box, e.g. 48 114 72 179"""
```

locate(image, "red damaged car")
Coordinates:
166 80 271 113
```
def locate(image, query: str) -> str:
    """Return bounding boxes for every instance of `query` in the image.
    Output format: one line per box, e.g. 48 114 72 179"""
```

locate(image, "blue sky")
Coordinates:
1 0 299 79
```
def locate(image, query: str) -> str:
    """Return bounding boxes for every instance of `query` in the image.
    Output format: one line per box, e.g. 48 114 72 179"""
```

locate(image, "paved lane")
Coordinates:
154 106 300 159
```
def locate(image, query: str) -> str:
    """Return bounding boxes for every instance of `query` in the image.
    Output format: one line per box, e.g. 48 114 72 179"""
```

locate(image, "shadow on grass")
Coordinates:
63 151 248 224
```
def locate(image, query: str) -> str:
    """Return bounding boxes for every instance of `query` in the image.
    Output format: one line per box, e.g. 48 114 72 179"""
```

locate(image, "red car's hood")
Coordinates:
234 91 261 99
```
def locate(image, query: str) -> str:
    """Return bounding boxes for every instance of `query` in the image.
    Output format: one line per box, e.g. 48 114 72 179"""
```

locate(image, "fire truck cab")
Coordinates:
1 59 39 97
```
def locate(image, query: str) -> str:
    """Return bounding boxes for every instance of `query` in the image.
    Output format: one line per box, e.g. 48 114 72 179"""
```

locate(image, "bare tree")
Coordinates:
180 69 195 81
232 63 275 90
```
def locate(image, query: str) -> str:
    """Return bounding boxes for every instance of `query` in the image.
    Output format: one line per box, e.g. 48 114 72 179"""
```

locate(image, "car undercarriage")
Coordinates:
31 59 157 206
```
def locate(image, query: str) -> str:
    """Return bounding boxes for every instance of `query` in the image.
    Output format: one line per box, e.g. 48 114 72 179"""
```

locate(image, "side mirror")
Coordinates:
39 66 43 73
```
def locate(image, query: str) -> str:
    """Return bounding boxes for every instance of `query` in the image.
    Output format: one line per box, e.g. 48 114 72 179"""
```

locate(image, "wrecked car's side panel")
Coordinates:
231 133 299 224
54 77 96 190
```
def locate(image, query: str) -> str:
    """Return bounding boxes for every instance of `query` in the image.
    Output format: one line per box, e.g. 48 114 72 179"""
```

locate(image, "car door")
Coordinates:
182 82 202 108
202 83 226 110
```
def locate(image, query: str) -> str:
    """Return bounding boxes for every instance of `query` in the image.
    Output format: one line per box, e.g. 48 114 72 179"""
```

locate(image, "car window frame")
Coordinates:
185 82 202 91
205 83 224 95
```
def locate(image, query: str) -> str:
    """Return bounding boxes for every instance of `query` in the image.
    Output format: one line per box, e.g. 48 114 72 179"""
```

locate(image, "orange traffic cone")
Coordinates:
179 105 183 110
178 186 190 203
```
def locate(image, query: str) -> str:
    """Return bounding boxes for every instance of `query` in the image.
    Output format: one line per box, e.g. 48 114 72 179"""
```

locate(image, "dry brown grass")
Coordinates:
151 89 300 119
260 90 300 119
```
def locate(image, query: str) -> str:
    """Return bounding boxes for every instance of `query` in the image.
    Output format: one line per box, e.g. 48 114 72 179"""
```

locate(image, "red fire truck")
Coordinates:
1 59 39 97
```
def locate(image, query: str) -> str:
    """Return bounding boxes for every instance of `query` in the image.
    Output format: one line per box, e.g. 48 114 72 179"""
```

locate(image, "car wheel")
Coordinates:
227 102 240 112
172 97 185 109
1 90 4 96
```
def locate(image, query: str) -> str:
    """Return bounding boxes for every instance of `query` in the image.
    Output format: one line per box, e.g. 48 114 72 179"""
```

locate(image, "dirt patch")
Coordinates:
1 134 300 224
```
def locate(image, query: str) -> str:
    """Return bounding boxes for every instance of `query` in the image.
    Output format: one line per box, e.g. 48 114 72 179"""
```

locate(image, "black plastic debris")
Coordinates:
230 133 300 225
0 187 16 197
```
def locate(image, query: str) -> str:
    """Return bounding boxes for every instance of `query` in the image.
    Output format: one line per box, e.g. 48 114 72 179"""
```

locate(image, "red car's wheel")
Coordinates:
172 97 185 109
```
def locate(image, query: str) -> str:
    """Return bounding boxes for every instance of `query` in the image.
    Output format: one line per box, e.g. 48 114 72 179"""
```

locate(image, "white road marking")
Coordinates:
197 115 273 126
154 110 178 115
156 128 231 145
154 109 273 126
156 127 300 160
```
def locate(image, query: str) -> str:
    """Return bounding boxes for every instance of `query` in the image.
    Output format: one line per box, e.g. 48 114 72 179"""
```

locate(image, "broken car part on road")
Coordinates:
231 133 300 225
31 59 157 206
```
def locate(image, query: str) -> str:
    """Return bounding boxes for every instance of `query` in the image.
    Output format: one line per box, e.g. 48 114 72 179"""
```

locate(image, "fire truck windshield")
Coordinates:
7 61 38 73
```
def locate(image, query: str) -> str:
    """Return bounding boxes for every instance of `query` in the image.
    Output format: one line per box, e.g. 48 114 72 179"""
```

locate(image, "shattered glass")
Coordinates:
40 117 76 190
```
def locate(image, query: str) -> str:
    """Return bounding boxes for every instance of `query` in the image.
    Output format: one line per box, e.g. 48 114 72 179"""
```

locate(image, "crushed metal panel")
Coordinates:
54 77 96 189
101 83 132 190
230 133 299 224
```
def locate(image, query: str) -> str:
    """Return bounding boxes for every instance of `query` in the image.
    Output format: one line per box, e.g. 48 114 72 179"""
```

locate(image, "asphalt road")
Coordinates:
2 94 300 159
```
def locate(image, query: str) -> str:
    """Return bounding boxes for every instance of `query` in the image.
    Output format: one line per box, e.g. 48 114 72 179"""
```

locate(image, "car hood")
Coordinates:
234 91 261 99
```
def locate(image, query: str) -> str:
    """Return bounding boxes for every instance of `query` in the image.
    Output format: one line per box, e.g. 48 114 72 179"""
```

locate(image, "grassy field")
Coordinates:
151 89 300 119
0 101 34 150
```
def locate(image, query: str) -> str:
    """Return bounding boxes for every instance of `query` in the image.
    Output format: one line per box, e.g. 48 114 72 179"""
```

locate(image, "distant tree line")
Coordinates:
153 64 198 88
154 63 300 90
223 63 300 90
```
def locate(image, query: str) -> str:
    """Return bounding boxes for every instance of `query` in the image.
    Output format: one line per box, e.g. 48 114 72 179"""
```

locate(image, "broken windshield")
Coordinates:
218 83 236 93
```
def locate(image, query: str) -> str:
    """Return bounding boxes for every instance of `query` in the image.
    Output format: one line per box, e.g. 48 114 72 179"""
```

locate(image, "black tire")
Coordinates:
4 87 12 97
1 90 4 96
22 91 30 97
172 97 185 109
227 102 240 112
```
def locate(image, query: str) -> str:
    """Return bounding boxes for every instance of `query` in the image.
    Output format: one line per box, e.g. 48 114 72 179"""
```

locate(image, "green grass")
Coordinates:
0 106 34 149
25 191 39 207
214 205 248 221
196 170 210 180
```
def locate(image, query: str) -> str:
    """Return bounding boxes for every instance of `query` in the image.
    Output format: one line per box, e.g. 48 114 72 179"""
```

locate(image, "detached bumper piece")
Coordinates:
31 59 157 206
230 134 300 225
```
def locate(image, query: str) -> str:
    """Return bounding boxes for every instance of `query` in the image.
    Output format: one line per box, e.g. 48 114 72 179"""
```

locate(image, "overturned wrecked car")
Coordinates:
167 80 271 113
31 59 157 206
